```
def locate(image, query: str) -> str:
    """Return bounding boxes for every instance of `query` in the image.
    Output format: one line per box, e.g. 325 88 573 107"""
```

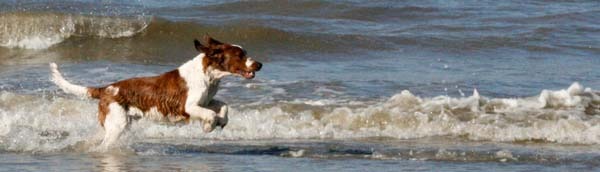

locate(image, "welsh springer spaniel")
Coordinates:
50 36 262 148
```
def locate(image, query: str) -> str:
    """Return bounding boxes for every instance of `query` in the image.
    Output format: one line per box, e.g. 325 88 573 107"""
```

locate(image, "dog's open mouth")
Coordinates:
237 70 255 79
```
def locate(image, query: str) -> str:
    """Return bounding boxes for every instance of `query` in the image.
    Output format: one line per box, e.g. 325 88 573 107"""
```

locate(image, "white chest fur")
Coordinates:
178 54 223 107
198 79 220 106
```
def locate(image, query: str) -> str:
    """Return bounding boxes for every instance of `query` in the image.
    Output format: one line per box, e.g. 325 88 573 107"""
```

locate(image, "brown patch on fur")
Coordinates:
94 70 189 126
88 87 105 99
97 92 113 127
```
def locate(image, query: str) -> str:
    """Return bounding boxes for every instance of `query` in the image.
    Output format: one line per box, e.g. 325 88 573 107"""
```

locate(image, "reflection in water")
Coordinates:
96 153 128 172
93 151 226 171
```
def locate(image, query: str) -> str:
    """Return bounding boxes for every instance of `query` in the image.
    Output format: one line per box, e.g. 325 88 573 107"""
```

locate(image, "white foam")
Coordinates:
0 36 66 49
0 92 99 152
0 12 149 49
0 83 599 153
185 82 599 143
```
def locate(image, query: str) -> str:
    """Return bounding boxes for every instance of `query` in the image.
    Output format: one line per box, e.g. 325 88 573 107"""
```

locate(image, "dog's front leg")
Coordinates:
185 105 217 132
185 92 217 132
208 99 229 129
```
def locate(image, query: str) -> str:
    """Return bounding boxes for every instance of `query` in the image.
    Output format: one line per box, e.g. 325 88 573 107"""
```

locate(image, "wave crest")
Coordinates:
189 83 598 143
0 12 149 49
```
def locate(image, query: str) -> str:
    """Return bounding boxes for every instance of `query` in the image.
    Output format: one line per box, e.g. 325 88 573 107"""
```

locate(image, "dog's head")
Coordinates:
194 35 262 79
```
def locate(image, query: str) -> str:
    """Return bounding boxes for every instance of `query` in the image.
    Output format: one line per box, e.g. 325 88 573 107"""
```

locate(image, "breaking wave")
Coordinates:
0 11 370 64
0 12 149 49
0 82 598 153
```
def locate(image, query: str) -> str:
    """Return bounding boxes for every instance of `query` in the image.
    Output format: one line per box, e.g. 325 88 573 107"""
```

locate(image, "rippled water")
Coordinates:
0 0 599 171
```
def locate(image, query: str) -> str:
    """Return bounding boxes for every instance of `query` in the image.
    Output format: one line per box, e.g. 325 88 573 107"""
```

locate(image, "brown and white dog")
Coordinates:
49 36 262 148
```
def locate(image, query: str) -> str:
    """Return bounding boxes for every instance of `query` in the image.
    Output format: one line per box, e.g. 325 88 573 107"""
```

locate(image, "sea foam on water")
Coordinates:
0 83 598 152
0 12 149 49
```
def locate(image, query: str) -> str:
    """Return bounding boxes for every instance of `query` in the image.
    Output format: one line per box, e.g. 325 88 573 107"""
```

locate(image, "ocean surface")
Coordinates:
1 0 600 171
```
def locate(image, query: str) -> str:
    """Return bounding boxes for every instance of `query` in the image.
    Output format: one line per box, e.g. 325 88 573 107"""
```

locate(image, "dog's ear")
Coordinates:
204 35 223 46
194 39 210 53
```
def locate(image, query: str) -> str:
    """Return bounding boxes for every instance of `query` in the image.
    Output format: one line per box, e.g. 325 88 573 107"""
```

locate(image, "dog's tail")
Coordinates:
50 63 104 99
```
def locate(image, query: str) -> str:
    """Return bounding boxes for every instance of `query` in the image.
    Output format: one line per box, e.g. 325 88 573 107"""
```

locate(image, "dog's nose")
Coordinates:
255 62 262 71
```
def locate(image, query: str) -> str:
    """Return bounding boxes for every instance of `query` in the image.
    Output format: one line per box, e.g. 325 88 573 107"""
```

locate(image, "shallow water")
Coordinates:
2 140 599 171
1 0 599 171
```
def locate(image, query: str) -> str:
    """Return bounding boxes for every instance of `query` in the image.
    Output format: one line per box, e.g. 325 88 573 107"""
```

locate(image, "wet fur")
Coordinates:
50 36 262 149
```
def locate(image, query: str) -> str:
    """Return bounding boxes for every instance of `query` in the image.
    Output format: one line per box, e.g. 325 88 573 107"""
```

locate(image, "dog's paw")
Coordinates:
216 117 228 129
216 105 229 129
202 116 216 133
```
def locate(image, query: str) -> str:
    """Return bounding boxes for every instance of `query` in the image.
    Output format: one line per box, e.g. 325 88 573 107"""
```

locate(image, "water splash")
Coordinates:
0 83 598 153
0 12 150 49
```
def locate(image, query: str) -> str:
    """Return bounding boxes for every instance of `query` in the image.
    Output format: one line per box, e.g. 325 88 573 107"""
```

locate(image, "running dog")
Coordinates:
50 36 262 148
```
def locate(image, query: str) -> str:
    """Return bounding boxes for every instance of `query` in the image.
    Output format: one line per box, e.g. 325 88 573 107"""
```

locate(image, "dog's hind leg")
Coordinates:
208 99 229 129
99 102 128 149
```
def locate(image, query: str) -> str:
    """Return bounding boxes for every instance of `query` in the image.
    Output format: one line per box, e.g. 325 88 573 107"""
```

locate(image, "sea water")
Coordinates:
0 0 599 171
